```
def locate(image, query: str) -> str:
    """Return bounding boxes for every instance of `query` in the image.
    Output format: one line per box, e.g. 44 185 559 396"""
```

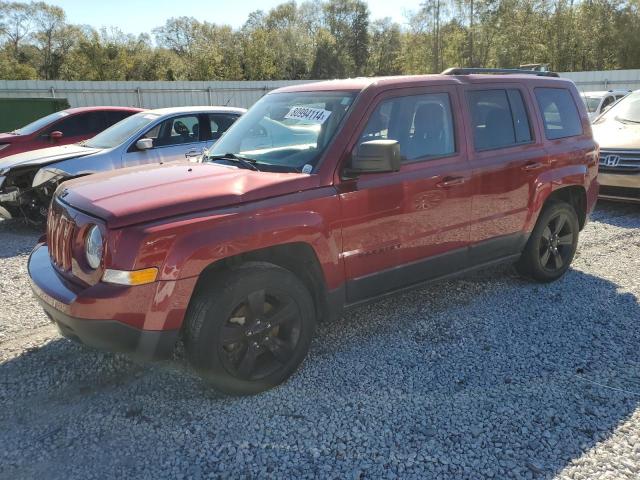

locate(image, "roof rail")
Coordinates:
441 67 559 78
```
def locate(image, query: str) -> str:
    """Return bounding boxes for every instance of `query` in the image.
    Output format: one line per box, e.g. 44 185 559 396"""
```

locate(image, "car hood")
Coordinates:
62 162 316 228
0 132 23 143
592 118 640 149
0 144 102 171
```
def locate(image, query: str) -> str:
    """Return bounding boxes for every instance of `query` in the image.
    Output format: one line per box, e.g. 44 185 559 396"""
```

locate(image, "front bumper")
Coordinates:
598 172 640 203
28 243 182 360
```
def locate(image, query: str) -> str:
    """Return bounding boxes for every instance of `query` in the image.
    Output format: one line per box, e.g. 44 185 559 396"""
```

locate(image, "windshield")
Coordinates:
581 96 602 113
13 111 69 135
596 91 640 124
84 112 160 149
207 91 357 171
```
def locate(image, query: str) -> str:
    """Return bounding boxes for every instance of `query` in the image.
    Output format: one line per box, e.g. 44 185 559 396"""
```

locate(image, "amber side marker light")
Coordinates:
102 267 158 286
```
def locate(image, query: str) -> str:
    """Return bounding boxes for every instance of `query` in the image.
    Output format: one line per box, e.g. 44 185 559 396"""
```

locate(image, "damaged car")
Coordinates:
0 106 142 159
0 106 245 221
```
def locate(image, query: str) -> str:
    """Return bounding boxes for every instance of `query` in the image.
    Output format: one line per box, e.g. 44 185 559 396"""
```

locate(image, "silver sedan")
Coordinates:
0 106 245 221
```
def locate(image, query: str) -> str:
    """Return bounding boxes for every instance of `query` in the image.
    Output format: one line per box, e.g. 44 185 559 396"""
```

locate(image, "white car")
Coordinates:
580 90 631 121
0 106 245 221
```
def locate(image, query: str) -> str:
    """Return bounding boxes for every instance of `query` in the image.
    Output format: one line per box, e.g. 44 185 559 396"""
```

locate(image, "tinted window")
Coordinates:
535 88 583 140
601 95 615 110
47 112 105 137
207 113 240 140
359 93 455 161
105 111 135 127
469 89 532 150
85 112 160 149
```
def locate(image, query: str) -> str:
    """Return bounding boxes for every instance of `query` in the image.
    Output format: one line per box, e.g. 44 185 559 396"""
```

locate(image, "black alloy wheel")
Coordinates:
184 262 316 395
219 289 302 381
538 211 575 272
516 200 579 282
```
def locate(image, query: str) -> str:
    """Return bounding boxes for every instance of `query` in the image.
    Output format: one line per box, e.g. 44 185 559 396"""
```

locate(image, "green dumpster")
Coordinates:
0 97 71 132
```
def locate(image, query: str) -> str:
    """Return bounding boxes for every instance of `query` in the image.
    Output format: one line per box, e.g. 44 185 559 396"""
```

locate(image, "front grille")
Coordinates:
47 204 75 271
599 149 640 172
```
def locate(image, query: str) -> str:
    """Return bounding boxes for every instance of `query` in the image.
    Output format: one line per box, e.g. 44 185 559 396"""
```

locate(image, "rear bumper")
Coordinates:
598 172 640 203
28 243 186 360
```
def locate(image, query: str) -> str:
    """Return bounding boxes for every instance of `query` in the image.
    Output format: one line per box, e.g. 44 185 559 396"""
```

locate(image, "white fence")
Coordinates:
1 70 639 109
0 80 311 109
560 69 640 92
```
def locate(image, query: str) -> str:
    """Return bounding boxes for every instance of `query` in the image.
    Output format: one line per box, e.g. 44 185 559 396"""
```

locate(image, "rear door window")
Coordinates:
535 88 583 140
105 111 135 127
468 89 532 150
207 113 240 140
46 112 105 137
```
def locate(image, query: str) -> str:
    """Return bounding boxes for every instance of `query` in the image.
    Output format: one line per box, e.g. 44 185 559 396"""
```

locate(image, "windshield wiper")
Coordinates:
208 153 260 171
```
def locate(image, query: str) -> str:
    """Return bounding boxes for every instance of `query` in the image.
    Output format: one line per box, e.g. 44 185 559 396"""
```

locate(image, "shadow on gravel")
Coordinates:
1 267 639 478
591 200 640 229
0 219 41 258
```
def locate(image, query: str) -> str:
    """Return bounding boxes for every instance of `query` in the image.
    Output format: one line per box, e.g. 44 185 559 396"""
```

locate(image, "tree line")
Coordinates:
1 0 639 81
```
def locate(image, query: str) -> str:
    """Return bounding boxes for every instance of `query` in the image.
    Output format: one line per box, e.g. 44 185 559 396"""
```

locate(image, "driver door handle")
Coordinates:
522 161 544 171
436 176 467 188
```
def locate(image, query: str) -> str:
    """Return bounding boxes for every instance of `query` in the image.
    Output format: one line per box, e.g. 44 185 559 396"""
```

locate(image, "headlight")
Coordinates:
32 167 67 188
85 225 103 269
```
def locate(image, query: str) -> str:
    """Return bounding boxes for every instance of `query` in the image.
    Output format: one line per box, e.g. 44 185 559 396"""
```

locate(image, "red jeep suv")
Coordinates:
28 69 599 394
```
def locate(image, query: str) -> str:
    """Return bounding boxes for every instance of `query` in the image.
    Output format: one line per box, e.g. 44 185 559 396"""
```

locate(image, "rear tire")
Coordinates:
184 262 316 395
516 201 579 282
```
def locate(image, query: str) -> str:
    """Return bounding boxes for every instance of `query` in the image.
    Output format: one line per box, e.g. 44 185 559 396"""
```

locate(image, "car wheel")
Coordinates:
184 262 316 395
516 201 579 282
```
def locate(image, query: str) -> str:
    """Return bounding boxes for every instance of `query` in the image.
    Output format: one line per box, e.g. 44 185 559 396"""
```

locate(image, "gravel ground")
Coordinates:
0 202 639 479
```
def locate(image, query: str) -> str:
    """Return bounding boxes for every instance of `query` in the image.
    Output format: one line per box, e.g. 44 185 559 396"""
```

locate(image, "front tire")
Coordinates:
184 262 316 395
516 201 579 282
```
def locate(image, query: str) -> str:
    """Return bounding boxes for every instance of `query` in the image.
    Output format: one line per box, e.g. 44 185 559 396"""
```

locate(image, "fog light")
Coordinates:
102 267 158 286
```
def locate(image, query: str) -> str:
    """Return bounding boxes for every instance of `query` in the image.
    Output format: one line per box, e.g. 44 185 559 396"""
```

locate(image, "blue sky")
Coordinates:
47 0 421 34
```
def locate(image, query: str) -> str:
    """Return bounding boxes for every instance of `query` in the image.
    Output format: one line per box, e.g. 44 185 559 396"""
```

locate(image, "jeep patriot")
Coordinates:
28 69 599 394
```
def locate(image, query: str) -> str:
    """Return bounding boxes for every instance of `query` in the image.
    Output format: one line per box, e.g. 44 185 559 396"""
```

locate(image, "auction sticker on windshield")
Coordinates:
285 106 332 124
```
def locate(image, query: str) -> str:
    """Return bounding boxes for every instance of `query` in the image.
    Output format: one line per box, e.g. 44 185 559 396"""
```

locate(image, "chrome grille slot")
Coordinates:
599 150 640 172
47 204 75 271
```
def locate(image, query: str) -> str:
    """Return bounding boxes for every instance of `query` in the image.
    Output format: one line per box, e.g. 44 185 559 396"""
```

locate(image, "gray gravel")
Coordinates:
1 202 639 479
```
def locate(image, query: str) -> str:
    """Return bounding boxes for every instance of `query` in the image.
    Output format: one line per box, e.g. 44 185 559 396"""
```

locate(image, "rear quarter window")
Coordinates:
535 88 583 140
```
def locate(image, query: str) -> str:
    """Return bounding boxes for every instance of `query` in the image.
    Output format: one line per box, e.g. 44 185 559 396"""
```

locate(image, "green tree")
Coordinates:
368 18 403 75
322 0 370 76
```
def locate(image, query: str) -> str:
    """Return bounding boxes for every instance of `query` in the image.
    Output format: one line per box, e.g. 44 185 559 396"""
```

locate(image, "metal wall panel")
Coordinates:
559 69 640 92
2 72 638 109
0 79 314 109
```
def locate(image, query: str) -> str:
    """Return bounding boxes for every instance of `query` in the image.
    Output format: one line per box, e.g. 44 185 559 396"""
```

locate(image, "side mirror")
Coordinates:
50 131 63 140
347 140 401 175
136 138 153 151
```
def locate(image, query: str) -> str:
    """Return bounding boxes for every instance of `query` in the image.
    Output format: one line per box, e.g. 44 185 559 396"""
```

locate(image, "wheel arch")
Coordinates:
543 185 588 230
189 242 337 325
